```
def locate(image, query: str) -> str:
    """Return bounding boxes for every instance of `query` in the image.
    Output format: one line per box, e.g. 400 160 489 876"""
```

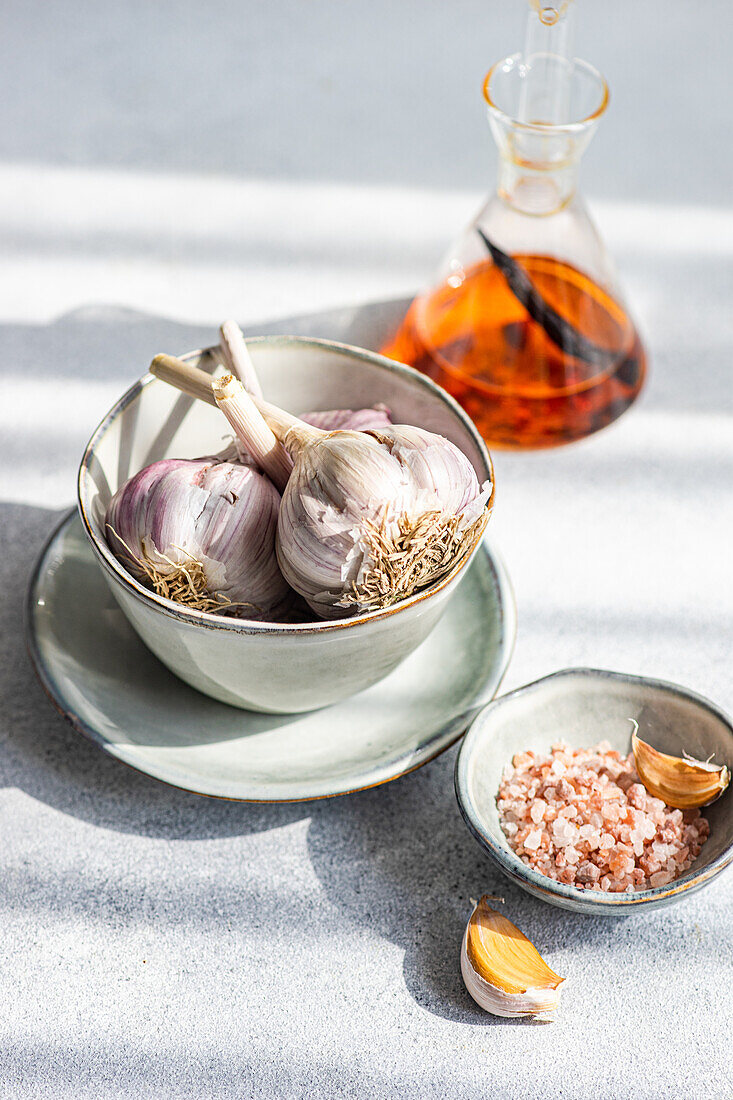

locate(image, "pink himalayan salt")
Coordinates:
498 741 710 893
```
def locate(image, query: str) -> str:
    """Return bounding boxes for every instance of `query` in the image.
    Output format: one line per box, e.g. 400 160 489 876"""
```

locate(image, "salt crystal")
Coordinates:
556 778 574 800
530 799 547 824
512 751 534 768
524 829 542 851
576 861 600 883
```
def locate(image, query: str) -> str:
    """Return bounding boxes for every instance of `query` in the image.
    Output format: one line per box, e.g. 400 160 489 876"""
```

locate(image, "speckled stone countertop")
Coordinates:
1 2 732 1096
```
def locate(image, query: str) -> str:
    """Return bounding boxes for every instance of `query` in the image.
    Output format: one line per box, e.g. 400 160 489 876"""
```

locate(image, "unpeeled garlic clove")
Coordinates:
631 726 730 809
461 897 564 1019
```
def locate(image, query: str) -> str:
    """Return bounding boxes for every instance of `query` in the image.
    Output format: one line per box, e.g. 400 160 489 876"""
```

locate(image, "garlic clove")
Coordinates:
461 897 564 1019
631 727 730 809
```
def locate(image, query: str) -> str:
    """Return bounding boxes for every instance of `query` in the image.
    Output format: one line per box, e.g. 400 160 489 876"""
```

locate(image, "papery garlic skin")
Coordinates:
300 405 392 432
105 457 293 620
460 898 564 1019
371 425 488 519
276 425 492 619
460 935 562 1018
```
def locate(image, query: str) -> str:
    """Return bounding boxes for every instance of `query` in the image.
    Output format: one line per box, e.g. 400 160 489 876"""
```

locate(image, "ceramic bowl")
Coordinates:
455 668 733 914
78 336 494 713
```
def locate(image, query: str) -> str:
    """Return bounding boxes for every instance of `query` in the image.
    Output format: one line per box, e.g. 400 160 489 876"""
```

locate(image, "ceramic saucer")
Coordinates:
27 511 515 802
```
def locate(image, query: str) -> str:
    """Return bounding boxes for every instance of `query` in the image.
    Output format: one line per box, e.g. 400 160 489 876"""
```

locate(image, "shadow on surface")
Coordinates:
3 501 309 839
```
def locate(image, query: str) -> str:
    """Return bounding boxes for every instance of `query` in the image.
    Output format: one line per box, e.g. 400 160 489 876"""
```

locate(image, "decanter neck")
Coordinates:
496 153 579 216
484 52 608 218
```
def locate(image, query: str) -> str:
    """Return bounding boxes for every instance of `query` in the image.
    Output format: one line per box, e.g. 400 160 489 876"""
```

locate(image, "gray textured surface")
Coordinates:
1 2 732 1097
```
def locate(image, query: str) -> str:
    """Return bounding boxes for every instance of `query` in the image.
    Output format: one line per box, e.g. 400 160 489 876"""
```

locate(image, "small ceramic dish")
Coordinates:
455 669 733 914
78 337 494 713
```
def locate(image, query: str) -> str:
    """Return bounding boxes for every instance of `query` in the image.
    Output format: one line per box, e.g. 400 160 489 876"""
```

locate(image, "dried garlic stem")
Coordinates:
150 354 218 406
461 897 564 1019
212 375 292 492
631 724 730 809
150 354 322 454
219 320 263 398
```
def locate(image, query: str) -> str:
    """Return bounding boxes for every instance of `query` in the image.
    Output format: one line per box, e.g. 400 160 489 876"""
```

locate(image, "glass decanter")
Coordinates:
381 4 646 449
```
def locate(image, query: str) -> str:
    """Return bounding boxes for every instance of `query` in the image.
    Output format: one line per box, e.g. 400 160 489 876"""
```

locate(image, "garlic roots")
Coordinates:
461 897 564 1019
631 724 730 809
105 457 293 620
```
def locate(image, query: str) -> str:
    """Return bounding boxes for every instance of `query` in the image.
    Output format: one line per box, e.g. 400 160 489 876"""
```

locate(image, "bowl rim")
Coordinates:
455 667 733 910
77 334 495 635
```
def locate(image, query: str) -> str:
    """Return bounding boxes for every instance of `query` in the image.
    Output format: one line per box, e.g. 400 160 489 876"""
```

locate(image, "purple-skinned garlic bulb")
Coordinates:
105 456 293 619
211 375 493 620
300 404 392 432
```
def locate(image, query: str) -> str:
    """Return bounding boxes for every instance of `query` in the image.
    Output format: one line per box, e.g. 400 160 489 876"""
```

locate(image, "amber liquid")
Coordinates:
381 255 646 449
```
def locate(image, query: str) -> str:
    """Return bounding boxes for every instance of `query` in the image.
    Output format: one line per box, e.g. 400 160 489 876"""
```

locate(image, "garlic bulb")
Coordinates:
105 456 293 619
209 374 492 619
300 404 392 432
631 724 730 809
461 897 564 1019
